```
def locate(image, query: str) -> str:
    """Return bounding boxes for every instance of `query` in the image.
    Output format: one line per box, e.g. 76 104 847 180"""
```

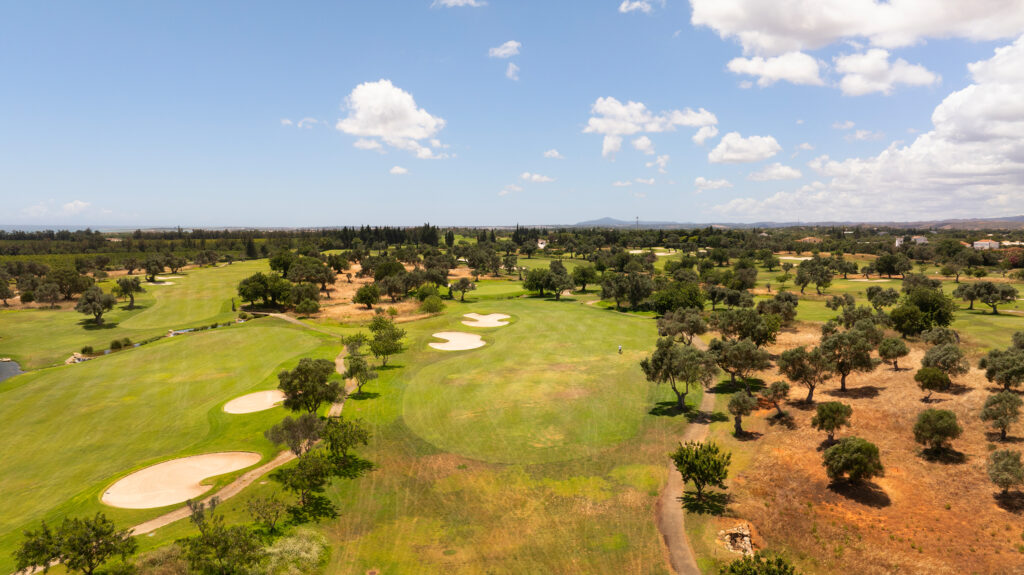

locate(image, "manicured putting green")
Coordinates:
403 301 656 464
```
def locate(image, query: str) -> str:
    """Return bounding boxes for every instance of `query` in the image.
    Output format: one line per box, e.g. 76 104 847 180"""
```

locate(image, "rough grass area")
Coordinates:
0 319 334 573
0 260 267 369
316 298 691 573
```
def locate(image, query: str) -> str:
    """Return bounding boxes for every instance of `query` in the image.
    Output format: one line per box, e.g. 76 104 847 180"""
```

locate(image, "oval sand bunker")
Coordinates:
462 313 511 328
429 332 486 351
223 390 286 414
102 452 261 509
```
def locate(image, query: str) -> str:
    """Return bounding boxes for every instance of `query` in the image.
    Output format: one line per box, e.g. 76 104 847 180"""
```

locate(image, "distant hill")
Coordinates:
573 215 1024 231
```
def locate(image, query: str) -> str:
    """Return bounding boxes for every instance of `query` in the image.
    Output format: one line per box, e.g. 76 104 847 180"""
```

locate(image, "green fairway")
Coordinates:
306 297 689 574
403 301 655 463
0 261 267 369
0 319 334 572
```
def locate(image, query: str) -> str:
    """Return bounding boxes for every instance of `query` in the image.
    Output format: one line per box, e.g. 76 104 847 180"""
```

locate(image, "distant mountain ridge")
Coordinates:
573 215 1024 231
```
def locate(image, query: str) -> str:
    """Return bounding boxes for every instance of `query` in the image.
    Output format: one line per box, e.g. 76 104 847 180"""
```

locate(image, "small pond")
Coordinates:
0 360 23 383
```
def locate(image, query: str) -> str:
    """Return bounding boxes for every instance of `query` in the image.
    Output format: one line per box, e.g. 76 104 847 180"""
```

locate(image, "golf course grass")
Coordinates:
0 261 265 369
0 317 336 572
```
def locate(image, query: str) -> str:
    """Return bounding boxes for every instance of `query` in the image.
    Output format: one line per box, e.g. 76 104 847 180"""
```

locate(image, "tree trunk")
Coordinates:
672 384 687 411
806 385 815 403
1001 427 1007 441
968 300 974 310
734 414 743 436
775 403 784 417
840 372 847 391
893 359 900 371
827 431 834 442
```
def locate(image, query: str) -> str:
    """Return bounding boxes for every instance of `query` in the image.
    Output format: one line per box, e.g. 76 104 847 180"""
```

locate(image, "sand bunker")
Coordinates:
102 452 261 509
780 256 812 261
462 313 511 328
429 332 486 351
145 281 175 286
155 275 184 280
223 390 286 414
849 279 892 282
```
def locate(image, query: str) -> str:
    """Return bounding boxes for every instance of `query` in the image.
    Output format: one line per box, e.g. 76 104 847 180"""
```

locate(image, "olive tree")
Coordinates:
728 392 758 436
15 513 136 575
777 346 834 403
669 440 731 502
913 409 962 455
988 450 1024 495
811 402 853 443
878 337 909 371
981 391 1023 442
74 286 117 325
822 437 884 484
760 381 791 418
640 338 718 411
914 367 951 401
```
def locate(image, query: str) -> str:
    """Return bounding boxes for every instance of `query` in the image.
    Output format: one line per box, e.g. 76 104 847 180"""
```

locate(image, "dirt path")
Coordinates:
127 332 352 536
656 335 715 575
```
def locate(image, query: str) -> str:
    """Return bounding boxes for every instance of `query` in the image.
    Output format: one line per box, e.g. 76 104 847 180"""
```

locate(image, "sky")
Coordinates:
2 0 1024 228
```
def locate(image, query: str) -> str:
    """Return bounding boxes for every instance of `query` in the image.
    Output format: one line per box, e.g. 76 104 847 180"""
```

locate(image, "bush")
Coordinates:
262 527 329 575
295 299 320 316
121 337 132 347
416 284 439 302
111 340 123 351
720 552 799 574
913 408 962 452
822 436 884 483
81 345 94 355
387 306 398 317
238 312 251 320
420 294 446 314
914 367 951 400
20 291 35 303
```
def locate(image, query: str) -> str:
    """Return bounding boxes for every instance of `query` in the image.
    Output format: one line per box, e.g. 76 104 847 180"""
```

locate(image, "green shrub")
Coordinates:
262 527 329 574
110 340 122 351
81 345 93 355
295 299 320 316
420 294 446 314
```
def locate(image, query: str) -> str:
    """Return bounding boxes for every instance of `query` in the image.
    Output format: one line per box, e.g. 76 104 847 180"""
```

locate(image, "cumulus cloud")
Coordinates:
612 180 633 187
832 120 855 130
389 166 408 175
506 62 520 81
489 40 521 58
280 118 294 126
498 184 523 196
795 142 814 151
694 177 733 191
846 129 884 141
708 132 781 163
521 172 554 183
63 200 91 215
632 136 655 155
619 0 663 14
543 149 564 159
835 49 940 95
691 0 1024 56
646 155 670 173
713 36 1024 220
749 162 802 181
693 125 719 145
336 79 447 159
297 117 319 129
635 177 656 185
584 97 717 158
433 0 485 7
727 51 825 86
353 139 383 151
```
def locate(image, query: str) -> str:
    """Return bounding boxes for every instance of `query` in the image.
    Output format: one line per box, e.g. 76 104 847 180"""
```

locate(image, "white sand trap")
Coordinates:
102 452 261 509
155 275 184 280
462 313 511 328
780 256 812 261
223 390 286 414
145 281 175 286
429 332 485 351
849 279 892 282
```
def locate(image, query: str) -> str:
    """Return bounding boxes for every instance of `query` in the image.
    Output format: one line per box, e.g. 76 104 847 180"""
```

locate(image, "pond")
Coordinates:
0 360 23 383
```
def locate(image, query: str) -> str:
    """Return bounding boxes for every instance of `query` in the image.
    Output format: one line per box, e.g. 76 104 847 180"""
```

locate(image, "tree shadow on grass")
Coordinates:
347 391 380 401
78 319 118 330
824 386 885 399
333 455 375 480
119 304 147 312
286 495 337 524
994 491 1024 514
828 480 891 508
788 399 817 412
685 408 729 425
680 491 730 515
947 383 973 396
767 412 797 429
734 430 762 442
920 447 968 465
984 432 1024 444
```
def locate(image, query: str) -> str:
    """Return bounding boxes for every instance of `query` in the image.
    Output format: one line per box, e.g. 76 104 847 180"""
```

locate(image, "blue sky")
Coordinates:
2 1 1023 227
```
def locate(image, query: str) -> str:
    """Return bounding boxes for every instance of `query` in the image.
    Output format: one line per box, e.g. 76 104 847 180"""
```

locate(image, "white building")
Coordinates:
537 239 548 249
973 239 1001 250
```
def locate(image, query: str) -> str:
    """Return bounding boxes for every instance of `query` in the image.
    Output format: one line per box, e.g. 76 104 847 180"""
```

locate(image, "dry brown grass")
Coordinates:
715 324 1024 574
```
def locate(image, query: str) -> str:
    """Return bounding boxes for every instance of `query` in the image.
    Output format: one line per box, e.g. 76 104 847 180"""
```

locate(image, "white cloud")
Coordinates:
749 162 802 181
795 142 814 151
506 62 520 81
521 172 554 183
489 41 521 58
708 132 781 163
389 166 408 175
694 177 733 191
619 0 662 14
690 0 1024 56
632 135 655 155
693 125 719 145
297 117 319 129
612 180 633 187
584 97 717 158
727 51 825 86
432 0 485 7
353 139 383 151
498 184 523 196
635 177 655 185
835 49 940 95
846 129 884 141
336 79 447 159
543 149 564 159
280 118 294 126
62 200 90 215
646 154 670 173
715 36 1024 220
832 120 855 130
